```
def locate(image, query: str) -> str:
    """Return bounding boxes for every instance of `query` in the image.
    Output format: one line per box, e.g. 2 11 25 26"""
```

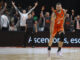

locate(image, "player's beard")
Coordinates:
57 10 61 13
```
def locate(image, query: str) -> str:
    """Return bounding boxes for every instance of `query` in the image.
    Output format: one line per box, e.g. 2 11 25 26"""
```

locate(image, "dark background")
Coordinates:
1 0 80 15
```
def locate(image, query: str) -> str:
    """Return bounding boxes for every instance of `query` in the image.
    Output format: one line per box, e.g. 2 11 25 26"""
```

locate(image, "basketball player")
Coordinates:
48 3 66 56
12 1 38 32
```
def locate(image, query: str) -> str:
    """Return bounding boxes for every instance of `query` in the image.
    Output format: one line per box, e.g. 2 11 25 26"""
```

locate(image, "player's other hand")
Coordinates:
34 2 38 7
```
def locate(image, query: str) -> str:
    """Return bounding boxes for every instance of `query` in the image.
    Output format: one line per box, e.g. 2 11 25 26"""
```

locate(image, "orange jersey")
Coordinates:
54 9 64 28
52 9 64 37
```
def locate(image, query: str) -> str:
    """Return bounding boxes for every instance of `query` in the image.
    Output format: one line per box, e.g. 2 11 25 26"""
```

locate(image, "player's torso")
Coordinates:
54 9 64 27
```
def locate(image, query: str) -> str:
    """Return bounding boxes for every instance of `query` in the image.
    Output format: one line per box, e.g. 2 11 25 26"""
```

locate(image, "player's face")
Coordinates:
23 10 26 13
56 5 62 11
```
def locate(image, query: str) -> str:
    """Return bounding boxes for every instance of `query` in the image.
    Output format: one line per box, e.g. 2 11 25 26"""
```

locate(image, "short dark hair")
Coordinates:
56 2 62 6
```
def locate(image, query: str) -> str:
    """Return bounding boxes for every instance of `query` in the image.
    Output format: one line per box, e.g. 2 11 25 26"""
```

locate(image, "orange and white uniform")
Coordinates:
52 9 64 37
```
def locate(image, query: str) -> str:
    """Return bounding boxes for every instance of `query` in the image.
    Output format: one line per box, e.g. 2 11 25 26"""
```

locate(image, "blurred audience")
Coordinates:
0 1 80 33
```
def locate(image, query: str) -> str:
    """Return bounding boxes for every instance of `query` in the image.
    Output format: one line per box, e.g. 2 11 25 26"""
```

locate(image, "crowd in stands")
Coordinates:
0 1 80 33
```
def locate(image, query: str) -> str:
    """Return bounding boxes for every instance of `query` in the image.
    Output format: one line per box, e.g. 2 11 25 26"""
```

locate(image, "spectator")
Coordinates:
51 6 55 12
70 21 75 32
65 13 71 32
26 14 34 32
32 11 38 32
0 3 7 31
14 11 20 25
5 9 10 22
44 12 51 32
9 21 17 31
39 6 45 32
25 14 34 47
28 6 32 11
74 15 80 33
70 10 75 32
1 13 9 31
12 1 38 32
10 6 15 17
71 9 75 21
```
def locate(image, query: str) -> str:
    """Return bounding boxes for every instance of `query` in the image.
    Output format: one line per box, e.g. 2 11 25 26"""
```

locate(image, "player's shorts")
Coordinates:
52 26 64 37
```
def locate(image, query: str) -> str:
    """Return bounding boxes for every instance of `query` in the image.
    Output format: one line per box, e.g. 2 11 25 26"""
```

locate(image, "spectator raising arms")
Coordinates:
12 1 38 32
39 6 45 32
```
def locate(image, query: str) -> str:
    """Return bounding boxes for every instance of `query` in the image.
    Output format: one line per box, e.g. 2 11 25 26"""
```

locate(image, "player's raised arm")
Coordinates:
0 3 7 14
27 2 38 14
50 12 56 35
12 1 22 15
